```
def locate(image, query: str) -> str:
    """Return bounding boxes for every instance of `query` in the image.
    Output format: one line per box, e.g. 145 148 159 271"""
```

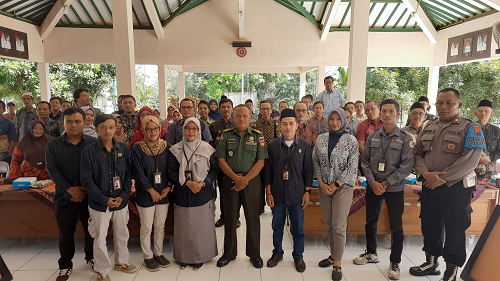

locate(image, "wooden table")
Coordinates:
0 189 175 237
304 186 499 235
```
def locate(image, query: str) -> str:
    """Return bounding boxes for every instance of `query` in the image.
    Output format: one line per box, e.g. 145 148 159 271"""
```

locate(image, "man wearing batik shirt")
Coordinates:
294 102 317 150
119 95 138 144
252 100 281 214
209 98 238 228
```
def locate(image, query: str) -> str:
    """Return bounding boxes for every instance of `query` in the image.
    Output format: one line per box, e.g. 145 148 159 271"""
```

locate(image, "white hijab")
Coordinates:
170 117 215 184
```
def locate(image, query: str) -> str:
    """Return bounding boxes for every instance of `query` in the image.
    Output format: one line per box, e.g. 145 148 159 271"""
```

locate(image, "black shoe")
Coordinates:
250 257 264 268
409 252 441 276
215 219 224 227
237 220 241 228
319 256 335 268
294 258 306 272
266 254 283 268
440 262 459 281
217 257 234 267
56 268 72 281
143 258 160 272
332 266 342 281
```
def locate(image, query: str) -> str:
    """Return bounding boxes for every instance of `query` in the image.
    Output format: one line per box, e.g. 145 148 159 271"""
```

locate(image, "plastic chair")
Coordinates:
0 161 9 178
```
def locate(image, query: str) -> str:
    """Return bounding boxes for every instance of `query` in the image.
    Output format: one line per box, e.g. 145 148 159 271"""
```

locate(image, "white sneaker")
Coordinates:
97 273 111 281
353 252 379 265
388 262 400 280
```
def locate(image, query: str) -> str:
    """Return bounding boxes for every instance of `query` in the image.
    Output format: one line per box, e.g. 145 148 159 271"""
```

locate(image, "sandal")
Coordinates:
332 265 343 281
318 256 335 268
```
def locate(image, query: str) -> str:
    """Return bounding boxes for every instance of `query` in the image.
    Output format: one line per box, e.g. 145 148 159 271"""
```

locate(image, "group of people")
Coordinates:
1 81 495 281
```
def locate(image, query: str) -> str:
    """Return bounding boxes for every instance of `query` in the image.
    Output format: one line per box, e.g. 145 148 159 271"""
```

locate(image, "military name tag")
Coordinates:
282 169 290 181
113 176 121 190
377 159 387 172
154 172 162 184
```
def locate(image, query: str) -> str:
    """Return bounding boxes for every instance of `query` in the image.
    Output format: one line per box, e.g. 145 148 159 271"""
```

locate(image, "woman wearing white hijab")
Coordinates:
81 106 99 138
168 117 219 271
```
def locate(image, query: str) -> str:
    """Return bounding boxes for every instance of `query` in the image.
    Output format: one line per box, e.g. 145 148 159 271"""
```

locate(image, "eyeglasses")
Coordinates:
145 127 160 133
180 106 194 110
410 112 425 116
184 127 199 132
295 109 307 113
260 107 272 111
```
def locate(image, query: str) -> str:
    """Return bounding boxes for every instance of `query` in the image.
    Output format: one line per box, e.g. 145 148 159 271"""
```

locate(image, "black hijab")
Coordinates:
327 108 348 158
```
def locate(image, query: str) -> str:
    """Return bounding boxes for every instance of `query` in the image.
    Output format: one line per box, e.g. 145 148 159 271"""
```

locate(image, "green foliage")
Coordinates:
0 58 40 102
438 60 500 119
306 69 318 98
135 68 159 109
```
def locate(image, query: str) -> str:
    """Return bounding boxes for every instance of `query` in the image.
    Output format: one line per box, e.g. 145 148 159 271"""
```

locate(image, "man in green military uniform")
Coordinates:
215 104 268 269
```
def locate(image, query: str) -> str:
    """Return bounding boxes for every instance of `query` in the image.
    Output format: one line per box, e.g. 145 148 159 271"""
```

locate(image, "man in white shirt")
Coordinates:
317 76 346 117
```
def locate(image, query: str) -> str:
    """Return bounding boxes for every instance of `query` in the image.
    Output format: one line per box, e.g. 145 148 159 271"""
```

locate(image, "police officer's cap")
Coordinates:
477 100 493 109
280 108 296 119
410 102 426 112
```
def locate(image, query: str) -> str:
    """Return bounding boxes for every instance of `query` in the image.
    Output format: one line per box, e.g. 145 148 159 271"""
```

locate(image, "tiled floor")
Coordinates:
1 205 477 281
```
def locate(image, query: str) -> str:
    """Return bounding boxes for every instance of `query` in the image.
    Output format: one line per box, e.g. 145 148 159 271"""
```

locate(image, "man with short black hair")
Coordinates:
300 96 315 120
73 89 102 123
37 101 62 138
14 92 37 140
198 100 214 125
278 101 288 114
113 96 124 115
46 107 97 281
4 102 15 121
165 98 212 145
50 96 63 121
0 100 18 164
265 108 312 273
119 95 138 144
62 101 72 111
356 99 414 281
246 99 258 121
307 101 328 134
257 98 280 120
411 88 485 281
356 100 383 153
81 114 137 281
317 76 346 116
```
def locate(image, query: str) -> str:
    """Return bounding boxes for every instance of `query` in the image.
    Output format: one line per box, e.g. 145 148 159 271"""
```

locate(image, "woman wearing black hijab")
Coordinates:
312 108 359 281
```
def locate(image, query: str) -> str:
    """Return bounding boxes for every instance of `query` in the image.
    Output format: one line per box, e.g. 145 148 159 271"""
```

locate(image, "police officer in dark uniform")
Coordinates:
473 100 500 178
215 104 268 268
356 99 414 281
411 88 485 281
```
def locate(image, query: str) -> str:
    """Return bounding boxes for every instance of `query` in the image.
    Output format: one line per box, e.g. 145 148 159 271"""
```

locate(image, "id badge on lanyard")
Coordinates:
113 176 121 190
154 172 162 184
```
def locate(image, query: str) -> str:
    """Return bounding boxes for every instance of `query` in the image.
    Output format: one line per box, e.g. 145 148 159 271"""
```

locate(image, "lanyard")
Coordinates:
381 136 394 160
145 142 159 172
183 142 201 170
101 147 117 176
279 142 296 169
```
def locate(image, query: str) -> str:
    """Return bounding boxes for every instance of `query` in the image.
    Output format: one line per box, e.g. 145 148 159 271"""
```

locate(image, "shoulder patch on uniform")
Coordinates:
223 128 232 132
464 122 486 150
253 129 262 134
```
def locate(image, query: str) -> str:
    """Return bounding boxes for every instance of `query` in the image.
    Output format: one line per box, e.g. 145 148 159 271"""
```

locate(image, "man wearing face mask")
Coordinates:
473 100 500 178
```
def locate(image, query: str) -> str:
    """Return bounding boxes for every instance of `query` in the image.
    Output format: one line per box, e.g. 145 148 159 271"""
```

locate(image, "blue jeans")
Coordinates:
271 204 305 258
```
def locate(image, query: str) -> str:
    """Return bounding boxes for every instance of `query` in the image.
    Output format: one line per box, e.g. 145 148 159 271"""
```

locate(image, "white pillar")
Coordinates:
158 64 167 119
299 71 306 99
38 62 50 101
317 65 325 97
112 0 136 97
178 71 185 102
347 0 370 102
427 66 440 116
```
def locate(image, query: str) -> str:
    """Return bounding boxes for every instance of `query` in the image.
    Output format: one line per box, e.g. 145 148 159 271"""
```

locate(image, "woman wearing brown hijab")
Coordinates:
8 119 53 179
131 116 172 272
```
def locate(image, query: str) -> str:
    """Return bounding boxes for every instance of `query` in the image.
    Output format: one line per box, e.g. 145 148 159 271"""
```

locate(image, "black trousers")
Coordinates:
259 163 267 211
420 181 472 267
220 174 262 259
365 187 404 264
55 199 93 269
217 171 225 219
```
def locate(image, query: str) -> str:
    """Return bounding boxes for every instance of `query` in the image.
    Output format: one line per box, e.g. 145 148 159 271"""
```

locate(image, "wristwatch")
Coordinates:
334 181 340 188
304 189 311 194
384 180 391 187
